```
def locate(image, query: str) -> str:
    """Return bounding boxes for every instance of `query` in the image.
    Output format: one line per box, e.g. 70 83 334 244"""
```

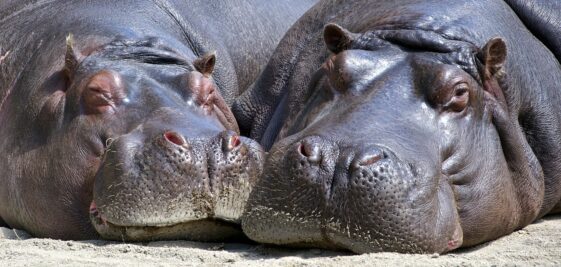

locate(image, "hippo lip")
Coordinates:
245 142 466 253
89 201 245 241
90 131 264 242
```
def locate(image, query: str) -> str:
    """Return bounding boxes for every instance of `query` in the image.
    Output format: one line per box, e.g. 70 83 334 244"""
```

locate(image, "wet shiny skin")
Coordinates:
236 4 554 252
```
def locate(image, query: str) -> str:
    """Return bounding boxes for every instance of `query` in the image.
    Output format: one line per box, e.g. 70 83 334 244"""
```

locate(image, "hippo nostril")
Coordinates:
298 143 307 156
163 131 186 146
227 135 242 151
298 140 321 163
352 148 386 169
358 154 382 166
222 131 244 152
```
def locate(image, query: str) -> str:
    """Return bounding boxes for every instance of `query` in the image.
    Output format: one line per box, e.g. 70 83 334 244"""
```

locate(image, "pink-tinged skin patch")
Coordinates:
228 135 241 151
163 131 186 146
89 201 107 226
447 225 463 251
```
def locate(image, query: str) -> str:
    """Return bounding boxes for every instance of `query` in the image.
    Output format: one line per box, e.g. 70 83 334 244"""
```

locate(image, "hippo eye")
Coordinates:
82 71 123 114
443 83 469 112
84 85 116 114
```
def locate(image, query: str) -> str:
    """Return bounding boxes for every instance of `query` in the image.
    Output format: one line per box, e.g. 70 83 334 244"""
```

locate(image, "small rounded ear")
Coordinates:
64 34 84 80
324 23 356 54
478 37 507 79
193 51 216 77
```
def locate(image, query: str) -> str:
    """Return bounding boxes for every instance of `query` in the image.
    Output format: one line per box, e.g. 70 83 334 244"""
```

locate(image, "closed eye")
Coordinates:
443 82 470 112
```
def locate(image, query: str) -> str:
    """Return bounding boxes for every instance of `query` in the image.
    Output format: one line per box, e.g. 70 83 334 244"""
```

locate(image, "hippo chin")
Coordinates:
234 0 561 253
90 108 264 241
0 0 316 240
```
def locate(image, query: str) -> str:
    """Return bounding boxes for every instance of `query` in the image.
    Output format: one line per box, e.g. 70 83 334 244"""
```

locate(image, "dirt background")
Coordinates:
0 215 559 266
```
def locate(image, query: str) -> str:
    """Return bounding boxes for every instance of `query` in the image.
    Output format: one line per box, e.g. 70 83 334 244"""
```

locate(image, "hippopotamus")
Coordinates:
233 0 561 253
0 0 317 240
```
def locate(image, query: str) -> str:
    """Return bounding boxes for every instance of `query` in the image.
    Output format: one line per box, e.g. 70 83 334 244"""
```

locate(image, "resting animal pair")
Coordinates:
1 0 560 254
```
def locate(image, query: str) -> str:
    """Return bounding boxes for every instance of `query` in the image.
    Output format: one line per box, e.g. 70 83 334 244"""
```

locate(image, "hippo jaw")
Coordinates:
90 114 264 241
90 134 264 242
242 133 464 253
89 214 244 241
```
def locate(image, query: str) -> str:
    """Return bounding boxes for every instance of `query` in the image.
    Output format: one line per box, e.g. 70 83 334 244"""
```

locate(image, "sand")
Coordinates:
0 215 559 266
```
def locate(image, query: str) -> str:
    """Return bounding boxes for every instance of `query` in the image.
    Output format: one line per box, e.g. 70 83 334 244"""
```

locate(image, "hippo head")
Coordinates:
43 36 263 241
242 25 544 253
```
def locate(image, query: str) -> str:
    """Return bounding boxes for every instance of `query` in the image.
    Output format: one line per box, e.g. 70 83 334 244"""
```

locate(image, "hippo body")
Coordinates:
0 0 316 240
234 0 561 253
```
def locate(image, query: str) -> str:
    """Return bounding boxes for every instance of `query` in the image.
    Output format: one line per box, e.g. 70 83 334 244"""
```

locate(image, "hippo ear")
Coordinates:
193 52 216 77
64 34 84 79
324 23 357 54
186 71 240 133
478 37 507 79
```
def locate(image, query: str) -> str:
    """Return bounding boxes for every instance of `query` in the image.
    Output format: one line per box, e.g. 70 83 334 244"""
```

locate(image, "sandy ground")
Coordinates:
0 215 559 266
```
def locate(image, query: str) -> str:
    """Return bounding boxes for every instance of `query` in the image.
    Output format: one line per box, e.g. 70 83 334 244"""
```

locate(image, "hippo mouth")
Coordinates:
90 124 265 242
242 136 463 253
89 201 245 241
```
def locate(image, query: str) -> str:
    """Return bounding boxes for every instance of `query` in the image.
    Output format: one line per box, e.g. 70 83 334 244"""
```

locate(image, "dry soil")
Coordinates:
0 215 560 266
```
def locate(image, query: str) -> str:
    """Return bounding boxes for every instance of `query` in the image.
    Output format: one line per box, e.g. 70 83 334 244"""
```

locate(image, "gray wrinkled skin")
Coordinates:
0 0 315 240
235 0 561 254
94 117 263 240
244 138 457 253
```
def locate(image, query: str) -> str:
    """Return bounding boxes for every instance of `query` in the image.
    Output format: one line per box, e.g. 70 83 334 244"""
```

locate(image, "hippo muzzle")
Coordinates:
91 110 264 241
242 135 462 253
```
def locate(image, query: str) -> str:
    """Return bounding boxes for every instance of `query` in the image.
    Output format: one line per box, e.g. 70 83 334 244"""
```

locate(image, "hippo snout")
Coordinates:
242 136 462 253
91 123 264 241
292 136 395 201
162 130 242 152
298 137 386 168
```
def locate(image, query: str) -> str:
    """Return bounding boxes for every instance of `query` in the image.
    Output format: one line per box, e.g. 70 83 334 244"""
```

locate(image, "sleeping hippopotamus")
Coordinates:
234 0 561 253
0 0 316 240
